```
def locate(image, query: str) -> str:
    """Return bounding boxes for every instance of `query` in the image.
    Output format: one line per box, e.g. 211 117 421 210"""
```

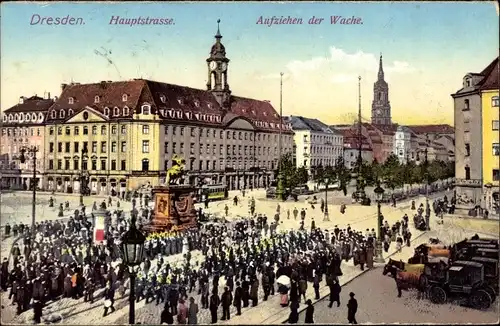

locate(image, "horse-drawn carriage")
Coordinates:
408 243 451 264
426 260 496 310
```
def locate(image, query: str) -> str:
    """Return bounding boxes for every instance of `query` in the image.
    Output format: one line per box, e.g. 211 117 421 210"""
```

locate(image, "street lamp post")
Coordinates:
323 178 329 221
276 72 285 201
355 76 366 203
80 148 89 207
120 214 146 325
19 146 39 237
424 135 431 230
373 185 385 263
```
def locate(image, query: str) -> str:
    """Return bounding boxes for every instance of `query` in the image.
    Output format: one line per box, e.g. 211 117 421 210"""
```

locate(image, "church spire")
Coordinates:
378 53 384 81
215 19 222 40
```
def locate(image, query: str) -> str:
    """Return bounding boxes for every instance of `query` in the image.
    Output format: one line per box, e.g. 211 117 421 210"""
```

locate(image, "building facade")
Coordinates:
0 95 53 189
341 128 373 169
42 24 293 195
371 54 392 125
288 116 343 172
452 56 499 211
393 126 412 163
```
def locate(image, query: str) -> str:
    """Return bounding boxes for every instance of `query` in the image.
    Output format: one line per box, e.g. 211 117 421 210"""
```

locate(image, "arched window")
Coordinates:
68 109 74 116
59 110 65 118
122 94 128 102
142 158 150 171
464 99 470 110
51 111 56 118
104 107 110 116
141 104 151 115
94 96 100 103
68 97 74 104
14 114 19 121
38 113 43 121
113 107 120 116
123 107 129 115
492 96 499 107
32 113 36 121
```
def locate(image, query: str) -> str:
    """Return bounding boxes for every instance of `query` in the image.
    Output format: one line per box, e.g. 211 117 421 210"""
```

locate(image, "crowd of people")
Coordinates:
0 189 420 325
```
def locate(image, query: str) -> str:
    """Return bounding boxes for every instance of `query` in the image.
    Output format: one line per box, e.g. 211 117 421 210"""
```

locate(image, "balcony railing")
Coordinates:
454 178 482 187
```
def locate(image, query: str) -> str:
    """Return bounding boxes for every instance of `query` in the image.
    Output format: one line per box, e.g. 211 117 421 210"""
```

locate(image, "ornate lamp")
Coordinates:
121 215 146 324
373 185 385 263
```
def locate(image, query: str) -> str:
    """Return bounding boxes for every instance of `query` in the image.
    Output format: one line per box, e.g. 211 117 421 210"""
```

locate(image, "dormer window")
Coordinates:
207 103 212 109
51 111 56 119
104 107 110 116
32 113 36 121
465 78 471 88
123 107 130 115
242 109 246 113
113 107 120 116
59 110 65 118
464 99 470 110
122 94 128 102
38 113 43 121
19 113 24 121
68 109 74 116
263 112 267 116
177 98 184 105
14 114 18 121
160 94 166 103
194 100 200 108
141 104 151 115
2 115 6 122
68 97 74 104
186 112 192 119
8 114 13 122
252 110 256 115
176 111 182 118
168 109 175 118
94 96 100 103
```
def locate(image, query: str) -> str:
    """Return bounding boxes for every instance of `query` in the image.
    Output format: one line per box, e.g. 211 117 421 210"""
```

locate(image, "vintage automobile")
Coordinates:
470 256 499 294
426 261 496 310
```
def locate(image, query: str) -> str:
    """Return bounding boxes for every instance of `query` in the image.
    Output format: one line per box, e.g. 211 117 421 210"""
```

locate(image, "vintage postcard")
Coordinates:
0 1 499 325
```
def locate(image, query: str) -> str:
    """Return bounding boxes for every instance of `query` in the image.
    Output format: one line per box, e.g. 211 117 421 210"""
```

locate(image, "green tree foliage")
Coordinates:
276 153 310 192
333 156 351 195
294 166 309 186
382 153 403 190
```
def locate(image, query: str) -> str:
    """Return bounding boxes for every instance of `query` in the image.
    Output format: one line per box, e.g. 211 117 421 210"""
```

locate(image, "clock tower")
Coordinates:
371 54 392 125
206 19 231 109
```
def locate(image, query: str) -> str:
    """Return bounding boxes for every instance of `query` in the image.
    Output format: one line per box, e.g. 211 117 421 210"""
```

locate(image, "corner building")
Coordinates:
43 24 293 194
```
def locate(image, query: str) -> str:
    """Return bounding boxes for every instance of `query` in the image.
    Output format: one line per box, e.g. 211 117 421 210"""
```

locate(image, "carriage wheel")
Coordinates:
429 286 447 304
470 289 492 310
483 285 497 303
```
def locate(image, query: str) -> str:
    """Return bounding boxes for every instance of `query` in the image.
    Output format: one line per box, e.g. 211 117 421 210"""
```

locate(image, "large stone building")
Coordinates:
287 116 343 173
452 56 499 212
0 95 53 189
42 23 293 194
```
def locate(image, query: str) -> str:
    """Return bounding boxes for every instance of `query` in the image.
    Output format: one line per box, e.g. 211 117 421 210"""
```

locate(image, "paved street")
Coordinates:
298 228 499 324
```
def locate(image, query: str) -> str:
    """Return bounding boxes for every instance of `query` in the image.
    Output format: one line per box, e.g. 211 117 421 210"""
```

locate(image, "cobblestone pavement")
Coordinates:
298 229 499 325
0 189 470 325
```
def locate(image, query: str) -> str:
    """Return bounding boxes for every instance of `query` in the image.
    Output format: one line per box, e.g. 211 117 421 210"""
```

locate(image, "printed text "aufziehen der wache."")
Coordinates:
256 15 363 26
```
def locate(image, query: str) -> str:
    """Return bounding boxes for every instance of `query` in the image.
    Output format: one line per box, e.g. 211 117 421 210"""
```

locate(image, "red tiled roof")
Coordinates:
4 96 54 113
407 124 454 135
341 128 372 150
477 57 499 90
371 123 398 135
46 79 291 133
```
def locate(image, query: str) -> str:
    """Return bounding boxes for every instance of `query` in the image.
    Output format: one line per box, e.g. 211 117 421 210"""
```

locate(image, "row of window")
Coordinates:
463 97 499 110
303 146 343 155
3 113 44 123
302 135 342 144
163 142 282 157
166 125 286 143
48 158 127 171
49 125 128 136
2 127 41 137
49 141 127 154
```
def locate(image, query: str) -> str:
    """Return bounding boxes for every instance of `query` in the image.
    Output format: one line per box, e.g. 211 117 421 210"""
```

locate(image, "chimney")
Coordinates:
107 80 112 83
47 92 51 100
19 96 25 104
61 83 68 92
100 81 107 89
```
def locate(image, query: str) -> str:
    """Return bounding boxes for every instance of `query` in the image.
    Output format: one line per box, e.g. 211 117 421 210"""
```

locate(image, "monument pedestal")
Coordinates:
143 185 197 234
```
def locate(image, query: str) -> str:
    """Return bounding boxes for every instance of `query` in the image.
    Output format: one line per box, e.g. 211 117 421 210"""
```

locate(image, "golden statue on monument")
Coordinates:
165 154 186 185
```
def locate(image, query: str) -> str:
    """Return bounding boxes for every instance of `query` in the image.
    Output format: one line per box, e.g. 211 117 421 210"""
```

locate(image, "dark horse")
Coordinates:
383 259 405 277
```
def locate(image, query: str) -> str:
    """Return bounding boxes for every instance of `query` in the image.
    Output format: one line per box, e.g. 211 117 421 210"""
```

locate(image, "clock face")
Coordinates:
210 61 217 71
221 62 227 71
376 109 382 115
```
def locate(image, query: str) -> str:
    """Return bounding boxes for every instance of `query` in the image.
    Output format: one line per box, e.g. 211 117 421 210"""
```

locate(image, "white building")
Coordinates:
393 125 412 163
287 116 343 173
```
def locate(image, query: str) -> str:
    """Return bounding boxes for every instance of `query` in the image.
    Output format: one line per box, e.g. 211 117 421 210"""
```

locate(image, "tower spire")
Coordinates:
378 53 384 81
215 19 222 39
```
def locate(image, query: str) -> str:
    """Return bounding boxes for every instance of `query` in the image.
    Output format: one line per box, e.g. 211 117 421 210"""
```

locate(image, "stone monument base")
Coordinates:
143 185 197 234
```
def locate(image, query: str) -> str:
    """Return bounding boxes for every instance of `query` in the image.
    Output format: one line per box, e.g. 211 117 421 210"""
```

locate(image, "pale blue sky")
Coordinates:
1 1 498 124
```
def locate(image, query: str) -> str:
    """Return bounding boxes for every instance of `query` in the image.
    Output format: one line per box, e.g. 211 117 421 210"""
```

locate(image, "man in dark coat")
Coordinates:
328 279 341 308
241 277 250 307
209 290 220 324
304 299 314 323
103 284 116 317
233 281 242 316
221 286 233 321
347 292 358 324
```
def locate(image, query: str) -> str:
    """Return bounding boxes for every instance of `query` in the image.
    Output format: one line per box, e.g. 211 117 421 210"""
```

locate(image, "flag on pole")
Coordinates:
94 214 106 245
